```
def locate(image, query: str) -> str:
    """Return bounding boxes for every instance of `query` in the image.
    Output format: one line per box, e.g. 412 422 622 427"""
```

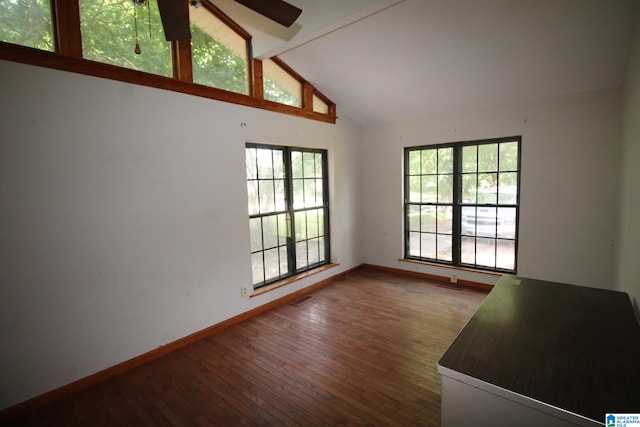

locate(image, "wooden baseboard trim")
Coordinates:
0 265 361 422
362 263 494 291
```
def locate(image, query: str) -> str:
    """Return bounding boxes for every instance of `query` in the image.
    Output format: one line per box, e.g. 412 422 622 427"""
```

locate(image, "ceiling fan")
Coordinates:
155 0 302 41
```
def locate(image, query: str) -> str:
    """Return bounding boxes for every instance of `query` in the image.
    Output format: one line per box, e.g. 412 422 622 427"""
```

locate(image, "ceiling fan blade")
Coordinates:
234 0 302 27
156 0 191 41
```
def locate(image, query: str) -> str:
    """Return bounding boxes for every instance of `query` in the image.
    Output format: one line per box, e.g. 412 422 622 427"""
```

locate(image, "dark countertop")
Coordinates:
438 274 640 422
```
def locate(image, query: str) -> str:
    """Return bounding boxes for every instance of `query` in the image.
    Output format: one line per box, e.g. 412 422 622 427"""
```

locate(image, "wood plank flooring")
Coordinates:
4 267 487 426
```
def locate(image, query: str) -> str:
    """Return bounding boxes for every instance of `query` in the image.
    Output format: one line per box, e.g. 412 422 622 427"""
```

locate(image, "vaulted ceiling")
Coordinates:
214 0 638 127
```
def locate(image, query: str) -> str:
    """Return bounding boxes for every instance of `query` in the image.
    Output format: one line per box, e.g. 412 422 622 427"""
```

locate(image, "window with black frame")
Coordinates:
404 137 521 273
246 143 329 288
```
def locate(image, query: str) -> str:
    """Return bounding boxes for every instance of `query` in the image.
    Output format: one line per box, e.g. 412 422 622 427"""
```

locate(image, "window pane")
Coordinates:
437 206 453 234
476 238 496 269
421 176 437 203
249 218 262 252
308 238 320 265
247 180 259 215
279 246 289 275
312 94 329 114
438 174 453 203
498 173 518 202
409 177 421 203
421 206 437 233
421 150 437 174
314 179 324 206
262 215 279 250
496 239 516 270
303 152 315 177
296 241 308 269
291 151 303 178
0 0 53 51
257 148 275 179
476 206 497 238
274 179 285 211
263 58 302 107
190 6 249 94
295 211 306 241
278 214 289 245
251 252 264 284
437 234 452 261
314 153 323 178
497 207 516 238
478 143 498 172
304 179 316 207
259 180 274 213
408 151 421 175
407 205 421 232
318 237 326 263
408 231 421 257
292 179 304 209
307 209 319 238
80 0 171 76
499 142 519 171
246 148 257 179
461 236 476 264
462 146 477 173
461 174 477 203
420 233 436 259
264 248 282 282
438 147 453 173
317 210 325 236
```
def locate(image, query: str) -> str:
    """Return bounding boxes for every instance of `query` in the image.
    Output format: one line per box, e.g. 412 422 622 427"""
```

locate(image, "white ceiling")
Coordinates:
216 0 639 127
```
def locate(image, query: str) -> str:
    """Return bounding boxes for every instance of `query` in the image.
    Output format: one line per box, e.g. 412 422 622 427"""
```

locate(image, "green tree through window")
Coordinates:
0 0 54 51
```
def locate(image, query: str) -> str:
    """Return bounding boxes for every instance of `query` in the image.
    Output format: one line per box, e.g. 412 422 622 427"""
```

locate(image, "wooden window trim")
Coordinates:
0 1 336 124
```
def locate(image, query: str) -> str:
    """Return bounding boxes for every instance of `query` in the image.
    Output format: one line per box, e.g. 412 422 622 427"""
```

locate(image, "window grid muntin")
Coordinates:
247 144 329 289
404 137 521 273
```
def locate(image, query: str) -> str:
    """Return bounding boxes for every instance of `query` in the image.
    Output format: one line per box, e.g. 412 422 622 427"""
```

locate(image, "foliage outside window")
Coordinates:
190 5 249 95
262 58 302 107
79 0 172 76
404 137 521 273
0 0 54 51
246 144 329 288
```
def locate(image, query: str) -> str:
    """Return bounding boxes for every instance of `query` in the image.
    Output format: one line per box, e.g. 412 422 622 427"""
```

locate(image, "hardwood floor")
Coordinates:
4 267 487 426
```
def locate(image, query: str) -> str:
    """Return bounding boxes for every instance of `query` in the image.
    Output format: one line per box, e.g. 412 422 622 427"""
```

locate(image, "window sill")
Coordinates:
250 263 339 298
399 258 503 277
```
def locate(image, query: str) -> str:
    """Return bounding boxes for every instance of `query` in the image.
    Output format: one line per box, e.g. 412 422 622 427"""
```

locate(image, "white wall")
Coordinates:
0 60 363 410
614 10 640 321
361 89 622 289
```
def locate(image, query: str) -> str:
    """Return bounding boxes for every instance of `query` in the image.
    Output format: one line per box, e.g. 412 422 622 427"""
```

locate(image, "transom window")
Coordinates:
190 4 249 94
0 0 335 123
262 58 302 107
246 144 330 288
404 137 521 273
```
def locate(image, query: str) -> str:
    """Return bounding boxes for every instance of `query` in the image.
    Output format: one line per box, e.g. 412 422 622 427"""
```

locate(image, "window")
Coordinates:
404 137 521 272
80 0 172 76
246 144 329 288
190 4 249 94
0 0 336 123
0 0 54 51
262 58 302 107
312 94 329 114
